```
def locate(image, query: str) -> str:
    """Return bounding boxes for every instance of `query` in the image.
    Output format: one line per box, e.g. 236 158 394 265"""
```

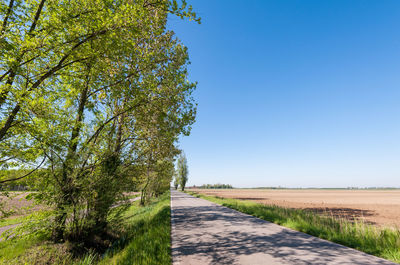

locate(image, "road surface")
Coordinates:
170 190 396 265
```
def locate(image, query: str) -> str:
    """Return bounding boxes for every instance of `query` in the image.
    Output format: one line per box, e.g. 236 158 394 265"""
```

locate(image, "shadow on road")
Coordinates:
171 192 393 265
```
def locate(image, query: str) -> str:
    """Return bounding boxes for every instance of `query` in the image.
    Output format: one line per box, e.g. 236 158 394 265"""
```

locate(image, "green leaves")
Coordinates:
177 153 188 191
0 0 199 243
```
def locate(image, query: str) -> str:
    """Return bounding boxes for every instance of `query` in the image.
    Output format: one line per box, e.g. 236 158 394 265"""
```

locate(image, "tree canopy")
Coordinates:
176 153 188 191
0 0 199 244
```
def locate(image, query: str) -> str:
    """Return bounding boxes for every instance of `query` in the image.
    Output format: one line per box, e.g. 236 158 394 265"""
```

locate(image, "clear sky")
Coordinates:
168 0 400 188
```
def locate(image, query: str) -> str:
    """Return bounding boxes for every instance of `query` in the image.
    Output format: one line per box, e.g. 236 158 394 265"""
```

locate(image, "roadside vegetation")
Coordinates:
0 0 198 262
0 192 171 265
0 215 25 227
173 153 189 191
100 192 171 265
188 191 400 263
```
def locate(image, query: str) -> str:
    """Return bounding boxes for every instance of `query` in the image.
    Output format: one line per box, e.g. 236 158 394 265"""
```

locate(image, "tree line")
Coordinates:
0 0 198 244
196 184 233 189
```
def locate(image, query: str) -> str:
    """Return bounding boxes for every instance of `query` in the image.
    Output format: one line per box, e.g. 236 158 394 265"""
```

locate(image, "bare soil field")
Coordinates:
0 192 43 218
191 189 400 228
0 191 140 219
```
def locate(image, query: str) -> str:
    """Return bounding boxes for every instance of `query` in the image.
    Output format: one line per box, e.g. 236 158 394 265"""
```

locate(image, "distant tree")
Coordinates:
198 183 233 189
177 153 188 191
173 171 179 190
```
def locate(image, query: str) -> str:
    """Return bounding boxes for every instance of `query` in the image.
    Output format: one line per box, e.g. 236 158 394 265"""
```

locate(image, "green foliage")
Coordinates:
2 210 53 241
0 215 25 227
0 210 55 264
0 0 198 244
188 192 400 264
101 192 171 265
0 169 46 190
0 192 171 264
176 153 188 191
197 183 233 189
173 173 179 190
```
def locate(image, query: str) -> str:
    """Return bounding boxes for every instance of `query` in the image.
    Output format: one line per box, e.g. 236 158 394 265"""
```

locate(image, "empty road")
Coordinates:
171 190 396 265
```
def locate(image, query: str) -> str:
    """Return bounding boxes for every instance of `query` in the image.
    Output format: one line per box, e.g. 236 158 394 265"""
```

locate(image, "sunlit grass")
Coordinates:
99 192 171 265
0 215 25 227
0 192 171 265
188 191 400 263
0 236 45 262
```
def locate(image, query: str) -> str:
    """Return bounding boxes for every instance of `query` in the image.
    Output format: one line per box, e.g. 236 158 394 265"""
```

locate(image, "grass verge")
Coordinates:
187 191 400 263
99 192 171 265
0 192 171 265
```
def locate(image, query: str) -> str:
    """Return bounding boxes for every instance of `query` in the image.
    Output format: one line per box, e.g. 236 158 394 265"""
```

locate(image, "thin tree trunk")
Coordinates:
53 70 90 242
0 103 19 141
114 98 127 154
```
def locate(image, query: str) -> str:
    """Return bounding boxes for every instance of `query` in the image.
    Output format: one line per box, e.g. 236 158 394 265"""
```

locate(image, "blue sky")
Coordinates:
168 0 400 188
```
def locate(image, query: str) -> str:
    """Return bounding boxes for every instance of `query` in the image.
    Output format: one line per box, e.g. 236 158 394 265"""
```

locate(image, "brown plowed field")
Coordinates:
191 189 400 228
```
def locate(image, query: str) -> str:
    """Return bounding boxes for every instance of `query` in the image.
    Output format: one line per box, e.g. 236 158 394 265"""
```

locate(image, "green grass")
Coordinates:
0 235 47 263
99 192 171 265
187 191 400 263
0 192 171 265
0 209 55 264
0 215 26 227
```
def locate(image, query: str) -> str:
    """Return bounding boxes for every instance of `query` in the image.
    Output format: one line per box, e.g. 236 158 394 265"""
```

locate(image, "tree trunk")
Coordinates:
53 72 90 242
0 104 20 141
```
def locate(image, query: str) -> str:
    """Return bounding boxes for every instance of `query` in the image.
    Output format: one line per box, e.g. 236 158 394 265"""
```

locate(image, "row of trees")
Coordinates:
0 169 44 191
173 153 188 191
196 184 233 189
0 0 198 244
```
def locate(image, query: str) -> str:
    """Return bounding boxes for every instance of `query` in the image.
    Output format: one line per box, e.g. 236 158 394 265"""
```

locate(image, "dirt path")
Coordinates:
170 190 395 265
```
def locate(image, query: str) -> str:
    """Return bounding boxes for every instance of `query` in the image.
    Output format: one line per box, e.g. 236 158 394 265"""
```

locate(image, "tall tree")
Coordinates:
0 0 199 172
177 153 188 191
174 173 180 190
0 0 200 244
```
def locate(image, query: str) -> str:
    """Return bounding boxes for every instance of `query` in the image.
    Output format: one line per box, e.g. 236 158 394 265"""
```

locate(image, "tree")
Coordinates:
0 0 199 177
177 153 188 191
0 0 200 245
173 173 180 190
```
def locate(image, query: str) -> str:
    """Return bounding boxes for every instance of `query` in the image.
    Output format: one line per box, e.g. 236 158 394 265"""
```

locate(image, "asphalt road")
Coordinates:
170 190 396 265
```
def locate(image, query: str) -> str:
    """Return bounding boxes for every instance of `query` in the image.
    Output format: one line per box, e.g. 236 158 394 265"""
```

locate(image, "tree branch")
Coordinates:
0 0 14 35
0 157 46 184
85 101 148 146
